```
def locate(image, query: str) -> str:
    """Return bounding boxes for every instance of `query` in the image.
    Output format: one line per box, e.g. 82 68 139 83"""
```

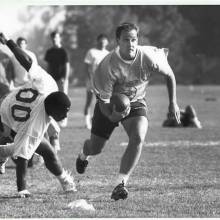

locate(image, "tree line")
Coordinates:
16 5 220 85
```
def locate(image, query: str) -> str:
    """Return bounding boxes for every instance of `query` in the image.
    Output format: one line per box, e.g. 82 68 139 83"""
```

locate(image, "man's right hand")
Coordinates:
109 105 131 123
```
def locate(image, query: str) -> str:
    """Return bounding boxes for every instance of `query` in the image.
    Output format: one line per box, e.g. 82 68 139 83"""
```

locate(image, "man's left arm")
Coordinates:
154 48 181 124
165 68 181 124
65 62 70 81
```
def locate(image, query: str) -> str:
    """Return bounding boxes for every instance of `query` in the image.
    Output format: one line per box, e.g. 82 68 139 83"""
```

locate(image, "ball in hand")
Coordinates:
110 94 130 112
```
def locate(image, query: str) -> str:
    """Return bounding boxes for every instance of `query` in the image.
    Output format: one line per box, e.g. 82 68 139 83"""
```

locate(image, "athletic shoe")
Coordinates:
18 189 31 198
0 158 8 174
59 170 77 192
76 156 88 174
111 181 128 201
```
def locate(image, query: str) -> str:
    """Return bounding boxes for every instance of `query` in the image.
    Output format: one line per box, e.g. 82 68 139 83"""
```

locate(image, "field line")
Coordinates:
120 140 220 147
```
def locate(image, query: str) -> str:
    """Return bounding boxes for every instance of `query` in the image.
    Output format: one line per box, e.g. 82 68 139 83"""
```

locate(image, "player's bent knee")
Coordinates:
84 136 106 156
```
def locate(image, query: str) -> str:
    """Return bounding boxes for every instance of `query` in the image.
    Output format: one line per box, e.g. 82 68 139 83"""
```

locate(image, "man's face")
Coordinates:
52 33 61 46
117 29 138 60
19 40 27 50
51 108 69 122
98 38 108 49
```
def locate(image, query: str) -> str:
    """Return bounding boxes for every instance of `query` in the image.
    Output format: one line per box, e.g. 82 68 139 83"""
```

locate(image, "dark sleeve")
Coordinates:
63 48 69 62
44 49 49 62
6 40 32 72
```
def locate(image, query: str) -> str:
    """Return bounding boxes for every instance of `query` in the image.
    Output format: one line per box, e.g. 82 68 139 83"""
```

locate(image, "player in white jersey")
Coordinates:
11 37 61 157
0 32 76 197
83 34 109 129
76 23 181 200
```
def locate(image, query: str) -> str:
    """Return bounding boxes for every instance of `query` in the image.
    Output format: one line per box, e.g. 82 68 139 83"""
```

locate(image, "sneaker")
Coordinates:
111 181 128 201
59 170 77 192
76 156 88 174
18 189 31 198
0 158 8 174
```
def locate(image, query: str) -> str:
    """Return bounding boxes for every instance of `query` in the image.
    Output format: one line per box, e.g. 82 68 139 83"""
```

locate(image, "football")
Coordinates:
110 94 130 112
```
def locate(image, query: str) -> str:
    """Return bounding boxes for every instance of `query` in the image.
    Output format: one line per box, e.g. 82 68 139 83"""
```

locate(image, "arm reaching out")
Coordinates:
0 33 32 71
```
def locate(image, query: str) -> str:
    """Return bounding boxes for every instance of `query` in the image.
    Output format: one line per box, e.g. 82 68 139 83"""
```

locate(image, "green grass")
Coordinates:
1 85 220 217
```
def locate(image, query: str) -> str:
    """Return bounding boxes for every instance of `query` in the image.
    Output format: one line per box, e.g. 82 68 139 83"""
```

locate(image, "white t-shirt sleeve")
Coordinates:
142 46 172 75
84 49 93 64
92 56 115 102
28 63 58 95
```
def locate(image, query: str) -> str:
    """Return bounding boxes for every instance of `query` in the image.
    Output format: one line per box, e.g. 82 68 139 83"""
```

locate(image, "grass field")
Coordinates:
1 85 220 218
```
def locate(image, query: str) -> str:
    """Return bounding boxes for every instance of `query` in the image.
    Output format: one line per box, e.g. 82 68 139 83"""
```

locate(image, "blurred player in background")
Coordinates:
76 22 181 200
45 31 70 127
0 32 76 197
163 104 202 128
83 34 109 129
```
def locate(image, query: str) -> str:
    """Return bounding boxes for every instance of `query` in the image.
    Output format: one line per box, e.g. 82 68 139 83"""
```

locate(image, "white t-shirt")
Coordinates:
84 48 109 90
0 62 58 159
11 49 38 87
93 45 170 103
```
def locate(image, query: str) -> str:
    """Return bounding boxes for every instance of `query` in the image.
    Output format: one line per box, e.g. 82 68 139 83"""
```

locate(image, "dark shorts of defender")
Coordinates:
91 101 148 140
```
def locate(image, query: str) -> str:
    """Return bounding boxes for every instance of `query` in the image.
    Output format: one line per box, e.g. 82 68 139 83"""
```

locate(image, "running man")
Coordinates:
75 23 181 200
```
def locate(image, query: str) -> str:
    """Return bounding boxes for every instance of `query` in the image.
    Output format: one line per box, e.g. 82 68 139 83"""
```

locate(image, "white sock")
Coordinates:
57 169 66 181
116 173 129 186
79 152 89 161
85 115 91 129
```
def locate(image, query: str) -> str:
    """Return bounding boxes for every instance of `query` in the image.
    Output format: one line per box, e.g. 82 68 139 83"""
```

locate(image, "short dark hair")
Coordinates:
50 30 60 39
44 91 71 116
16 37 27 46
115 22 139 39
97 34 108 41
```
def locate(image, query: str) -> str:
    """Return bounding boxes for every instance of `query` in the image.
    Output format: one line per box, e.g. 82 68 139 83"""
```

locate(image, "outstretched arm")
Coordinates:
0 33 32 71
165 68 181 124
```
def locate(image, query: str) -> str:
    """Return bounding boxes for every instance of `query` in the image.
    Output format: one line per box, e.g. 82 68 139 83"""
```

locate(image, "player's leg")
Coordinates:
0 136 14 174
76 134 107 174
76 101 118 173
36 137 76 192
84 89 93 130
120 116 148 182
111 104 148 200
15 157 31 197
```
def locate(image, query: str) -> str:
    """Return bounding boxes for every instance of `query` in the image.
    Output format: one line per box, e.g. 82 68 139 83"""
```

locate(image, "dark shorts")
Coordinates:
91 101 148 140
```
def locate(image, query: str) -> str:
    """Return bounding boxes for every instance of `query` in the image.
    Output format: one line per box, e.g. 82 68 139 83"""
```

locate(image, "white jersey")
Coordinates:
11 49 38 87
93 46 170 103
84 48 109 90
0 62 58 159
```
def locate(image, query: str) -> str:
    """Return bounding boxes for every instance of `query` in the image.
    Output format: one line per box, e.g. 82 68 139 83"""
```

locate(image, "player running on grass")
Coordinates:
76 22 181 200
0 32 76 197
83 34 109 130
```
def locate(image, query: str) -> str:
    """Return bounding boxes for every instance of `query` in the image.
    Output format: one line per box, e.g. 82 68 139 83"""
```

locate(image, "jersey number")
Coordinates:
12 88 39 122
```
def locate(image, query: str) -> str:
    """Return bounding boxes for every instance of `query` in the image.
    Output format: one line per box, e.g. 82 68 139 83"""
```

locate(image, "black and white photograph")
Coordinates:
0 1 220 218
